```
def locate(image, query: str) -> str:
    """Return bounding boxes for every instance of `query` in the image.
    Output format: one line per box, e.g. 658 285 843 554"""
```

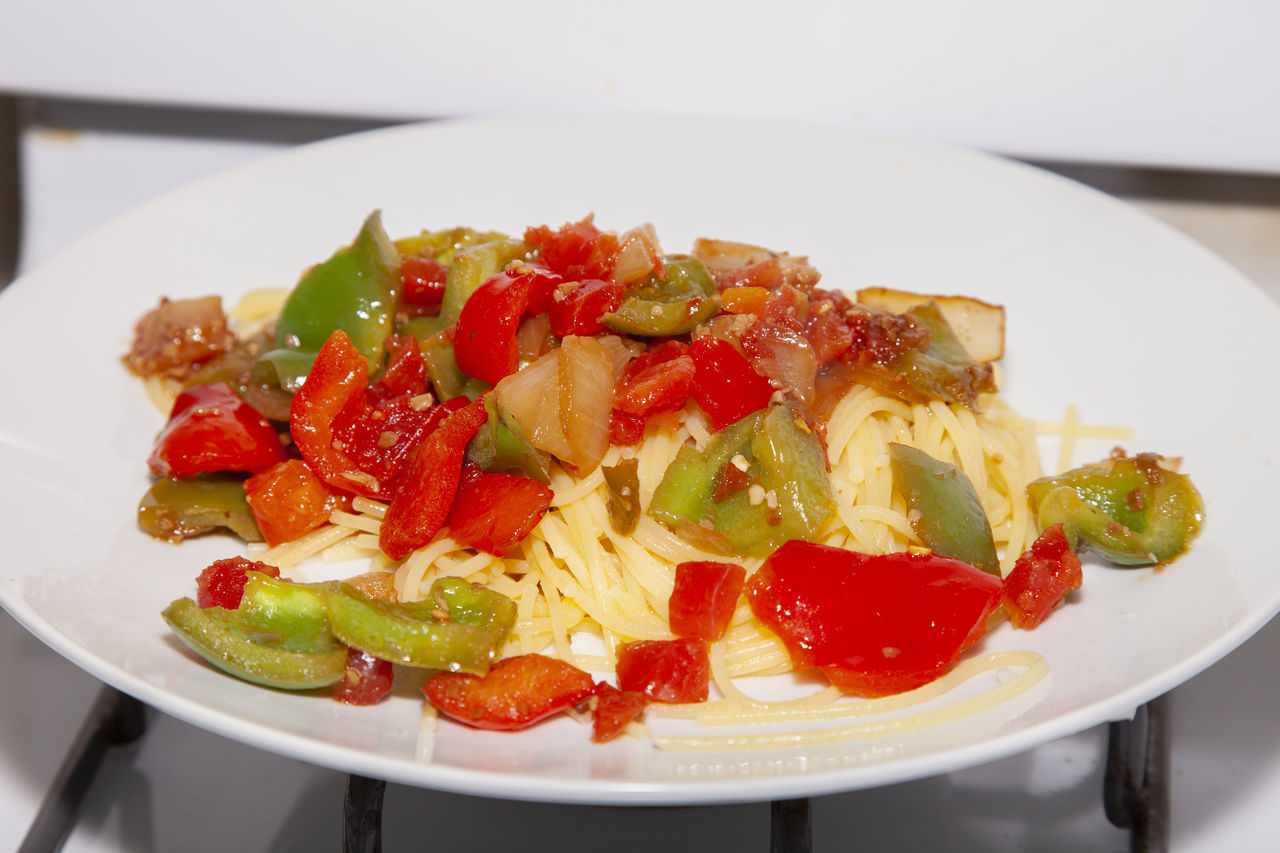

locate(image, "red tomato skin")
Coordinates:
369 334 430 403
379 397 489 560
147 383 286 478
331 395 451 497
400 256 447 310
610 343 695 445
746 541 1004 698
668 561 747 641
591 681 648 743
688 336 775 430
454 264 562 386
548 279 626 337
615 638 710 704
195 557 280 609
1002 524 1083 629
446 466 554 556
244 459 351 547
524 217 620 280
423 654 595 731
334 647 394 705
289 330 370 487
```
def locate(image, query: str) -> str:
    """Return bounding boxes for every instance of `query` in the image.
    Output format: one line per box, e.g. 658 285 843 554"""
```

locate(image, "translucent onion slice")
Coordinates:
557 335 614 473
494 350 573 462
612 223 664 285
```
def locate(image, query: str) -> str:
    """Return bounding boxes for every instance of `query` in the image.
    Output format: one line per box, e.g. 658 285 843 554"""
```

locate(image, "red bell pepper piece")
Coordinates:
668 560 747 641
1002 524 1083 629
244 459 352 547
549 278 626 337
379 396 489 560
291 330 451 499
422 654 595 731
615 637 710 704
453 263 562 386
289 329 370 487
524 216 620 280
334 647 394 706
446 464 554 556
147 382 286 478
400 255 447 312
746 541 1004 697
688 336 775 430
195 556 280 609
590 681 648 743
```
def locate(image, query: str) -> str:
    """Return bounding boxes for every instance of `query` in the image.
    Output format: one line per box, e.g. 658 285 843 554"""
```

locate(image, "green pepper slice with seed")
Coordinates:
649 403 834 557
324 579 515 673
1027 452 1204 566
602 255 721 337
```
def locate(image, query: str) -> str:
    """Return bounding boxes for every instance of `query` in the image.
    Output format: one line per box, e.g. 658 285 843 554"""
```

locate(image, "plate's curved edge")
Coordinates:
2 113 1279 804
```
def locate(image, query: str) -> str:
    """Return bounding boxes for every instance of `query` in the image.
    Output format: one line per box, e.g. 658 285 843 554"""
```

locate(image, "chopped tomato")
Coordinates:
290 330 450 499
524 216 620 280
195 557 280 609
746 541 1004 698
610 340 695 443
591 681 648 743
334 647 394 705
422 654 595 731
712 258 784 292
331 394 452 496
379 396 489 560
369 334 430 403
1002 524 1083 629
400 255 447 312
668 561 746 642
147 382 286 478
446 464 554 556
688 335 775 430
548 278 626 337
615 637 710 704
244 459 352 547
454 264 563 386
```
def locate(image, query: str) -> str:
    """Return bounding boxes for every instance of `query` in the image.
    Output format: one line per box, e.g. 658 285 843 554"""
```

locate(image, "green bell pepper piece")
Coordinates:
394 226 508 266
137 476 263 543
1027 453 1204 566
851 300 998 408
436 237 532 330
602 255 722 337
428 577 519 645
162 575 347 690
324 579 515 673
889 443 999 574
272 210 401 378
603 458 641 535
413 329 490 401
465 395 551 483
649 403 835 557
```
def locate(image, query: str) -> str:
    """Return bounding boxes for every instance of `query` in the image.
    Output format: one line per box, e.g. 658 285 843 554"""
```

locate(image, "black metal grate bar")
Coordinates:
343 774 388 853
771 797 813 853
17 686 146 853
1104 693 1171 852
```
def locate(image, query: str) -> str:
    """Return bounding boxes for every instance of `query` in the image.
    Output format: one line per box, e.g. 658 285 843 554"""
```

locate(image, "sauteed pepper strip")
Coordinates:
1027 451 1204 566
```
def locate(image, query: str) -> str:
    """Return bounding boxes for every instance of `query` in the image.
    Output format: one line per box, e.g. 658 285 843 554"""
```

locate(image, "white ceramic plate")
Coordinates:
1 116 1276 805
